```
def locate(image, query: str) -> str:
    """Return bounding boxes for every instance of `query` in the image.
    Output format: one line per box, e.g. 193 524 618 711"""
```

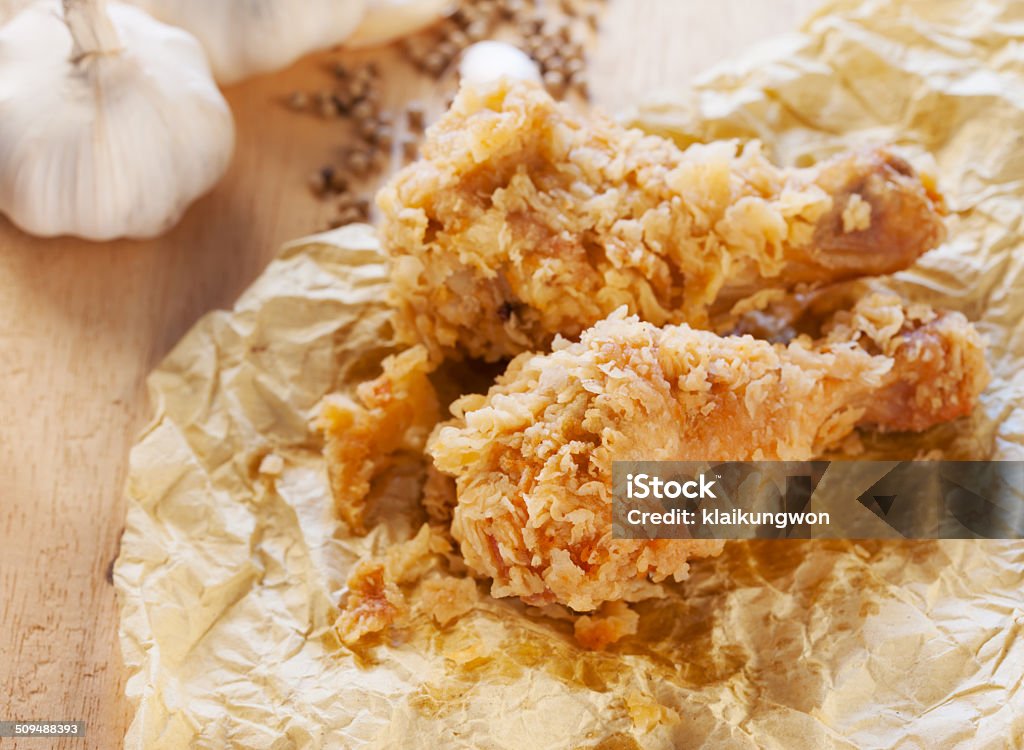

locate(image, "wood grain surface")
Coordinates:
0 1 820 748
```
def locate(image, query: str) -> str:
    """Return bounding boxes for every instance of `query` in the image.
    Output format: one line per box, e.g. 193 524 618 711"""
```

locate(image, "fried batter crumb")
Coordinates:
317 345 440 534
573 601 640 651
420 577 478 626
841 193 872 232
335 525 453 646
386 523 452 583
335 560 407 646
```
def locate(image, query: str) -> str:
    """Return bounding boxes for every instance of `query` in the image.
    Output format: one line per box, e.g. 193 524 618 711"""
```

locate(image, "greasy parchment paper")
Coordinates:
115 1 1024 747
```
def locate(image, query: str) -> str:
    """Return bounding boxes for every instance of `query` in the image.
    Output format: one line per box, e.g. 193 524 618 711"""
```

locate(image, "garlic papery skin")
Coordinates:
347 0 452 49
128 0 368 84
0 0 235 241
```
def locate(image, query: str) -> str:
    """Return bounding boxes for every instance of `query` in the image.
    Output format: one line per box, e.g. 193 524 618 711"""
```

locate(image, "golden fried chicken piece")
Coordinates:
317 346 439 534
428 295 988 611
379 79 946 361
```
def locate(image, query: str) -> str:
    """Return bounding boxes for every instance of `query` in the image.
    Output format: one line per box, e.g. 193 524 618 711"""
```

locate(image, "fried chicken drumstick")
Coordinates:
428 295 988 611
379 80 946 361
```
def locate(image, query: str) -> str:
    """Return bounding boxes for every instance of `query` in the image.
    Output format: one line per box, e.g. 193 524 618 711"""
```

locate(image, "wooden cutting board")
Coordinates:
0 1 820 747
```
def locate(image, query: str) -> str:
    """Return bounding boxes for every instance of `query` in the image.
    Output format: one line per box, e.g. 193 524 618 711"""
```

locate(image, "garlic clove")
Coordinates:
127 0 369 84
0 0 235 240
347 0 452 49
458 41 541 88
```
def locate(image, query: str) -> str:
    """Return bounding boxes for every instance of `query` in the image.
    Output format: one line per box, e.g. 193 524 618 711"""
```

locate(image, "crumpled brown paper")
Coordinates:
116 1 1024 747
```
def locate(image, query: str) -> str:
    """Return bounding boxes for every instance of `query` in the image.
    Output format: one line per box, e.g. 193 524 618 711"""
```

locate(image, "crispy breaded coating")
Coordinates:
317 346 439 534
822 297 991 432
428 296 988 611
379 80 946 361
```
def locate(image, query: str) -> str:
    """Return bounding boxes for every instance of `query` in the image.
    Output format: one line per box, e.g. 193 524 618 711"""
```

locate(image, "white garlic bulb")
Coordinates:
0 0 235 240
347 0 452 49
129 0 368 84
459 41 541 87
